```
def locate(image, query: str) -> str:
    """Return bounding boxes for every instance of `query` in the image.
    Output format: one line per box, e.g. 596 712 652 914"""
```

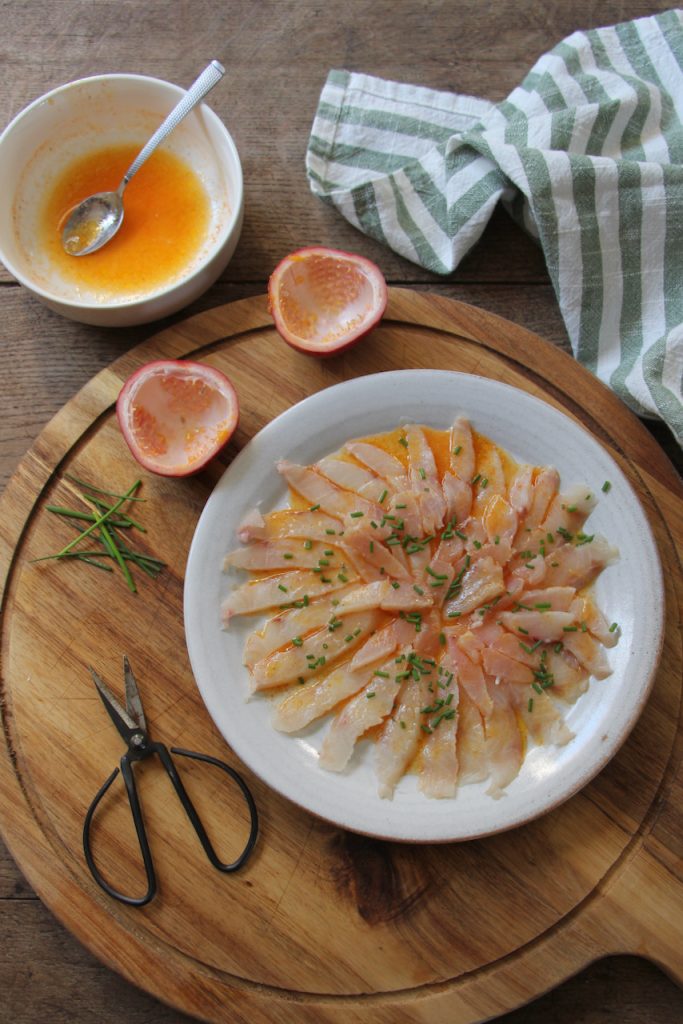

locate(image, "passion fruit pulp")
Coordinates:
116 360 239 476
268 247 387 356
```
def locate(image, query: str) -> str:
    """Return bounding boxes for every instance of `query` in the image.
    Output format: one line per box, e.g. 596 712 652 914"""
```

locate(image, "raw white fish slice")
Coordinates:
519 467 560 534
335 579 433 613
243 587 354 667
221 570 353 622
316 455 387 501
350 617 415 670
449 416 475 481
405 424 446 533
250 610 378 691
375 676 424 799
561 630 612 679
449 636 493 717
472 445 505 516
319 674 400 772
260 508 343 541
508 683 574 747
419 667 459 798
542 536 619 589
272 660 380 733
444 556 506 617
344 441 409 492
342 530 413 581
224 539 344 572
277 460 382 525
508 464 534 518
237 507 266 542
457 687 488 784
542 484 597 536
442 471 472 525
484 681 524 798
499 609 576 642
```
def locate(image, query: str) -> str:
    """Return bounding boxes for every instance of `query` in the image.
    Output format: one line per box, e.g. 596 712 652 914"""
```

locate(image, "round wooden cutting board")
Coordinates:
1 290 681 1023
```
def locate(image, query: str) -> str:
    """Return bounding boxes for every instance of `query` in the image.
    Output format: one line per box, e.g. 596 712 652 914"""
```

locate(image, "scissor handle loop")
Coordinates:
82 758 157 907
167 746 259 871
83 743 258 906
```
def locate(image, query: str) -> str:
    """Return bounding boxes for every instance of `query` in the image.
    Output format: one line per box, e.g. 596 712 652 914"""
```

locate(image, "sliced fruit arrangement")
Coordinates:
268 247 387 355
116 360 239 476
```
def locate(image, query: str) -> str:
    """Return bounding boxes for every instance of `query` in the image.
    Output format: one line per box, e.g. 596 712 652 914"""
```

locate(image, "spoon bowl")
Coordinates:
62 190 123 255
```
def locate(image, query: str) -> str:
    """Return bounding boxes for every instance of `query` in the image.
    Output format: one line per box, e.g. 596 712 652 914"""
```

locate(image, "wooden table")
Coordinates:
1 2 681 1022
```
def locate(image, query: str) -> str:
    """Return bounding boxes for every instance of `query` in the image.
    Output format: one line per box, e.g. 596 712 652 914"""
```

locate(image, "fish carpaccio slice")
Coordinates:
222 419 620 800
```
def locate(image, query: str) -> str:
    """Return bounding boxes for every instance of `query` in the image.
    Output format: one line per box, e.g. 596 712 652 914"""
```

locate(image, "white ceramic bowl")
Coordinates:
0 73 243 326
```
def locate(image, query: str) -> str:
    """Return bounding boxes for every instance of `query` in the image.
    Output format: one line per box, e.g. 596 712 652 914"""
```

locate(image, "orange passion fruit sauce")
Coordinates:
40 144 210 298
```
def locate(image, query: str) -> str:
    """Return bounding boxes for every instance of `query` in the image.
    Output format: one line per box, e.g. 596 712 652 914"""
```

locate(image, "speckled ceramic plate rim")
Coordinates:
183 370 664 842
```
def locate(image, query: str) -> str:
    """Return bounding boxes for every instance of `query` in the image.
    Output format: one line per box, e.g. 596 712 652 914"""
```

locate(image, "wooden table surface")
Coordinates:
1 2 681 1022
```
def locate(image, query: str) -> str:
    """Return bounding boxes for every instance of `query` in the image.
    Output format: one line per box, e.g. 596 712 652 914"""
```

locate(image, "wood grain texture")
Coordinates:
1 290 682 1023
1 1 682 1022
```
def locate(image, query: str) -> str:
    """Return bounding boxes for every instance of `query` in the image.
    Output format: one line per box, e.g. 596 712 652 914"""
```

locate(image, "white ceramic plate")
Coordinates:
184 370 664 842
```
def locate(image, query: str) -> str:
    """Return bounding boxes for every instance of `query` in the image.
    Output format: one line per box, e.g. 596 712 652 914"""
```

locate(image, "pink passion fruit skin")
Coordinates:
268 247 388 357
116 360 239 477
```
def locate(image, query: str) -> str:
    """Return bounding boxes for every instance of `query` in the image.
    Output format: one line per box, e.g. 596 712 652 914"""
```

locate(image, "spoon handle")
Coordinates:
120 60 225 188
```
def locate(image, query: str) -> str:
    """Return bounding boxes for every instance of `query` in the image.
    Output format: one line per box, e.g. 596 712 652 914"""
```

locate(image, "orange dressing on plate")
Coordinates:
40 144 211 299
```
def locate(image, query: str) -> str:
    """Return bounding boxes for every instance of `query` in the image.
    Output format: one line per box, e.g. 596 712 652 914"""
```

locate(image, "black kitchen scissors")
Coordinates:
83 656 258 907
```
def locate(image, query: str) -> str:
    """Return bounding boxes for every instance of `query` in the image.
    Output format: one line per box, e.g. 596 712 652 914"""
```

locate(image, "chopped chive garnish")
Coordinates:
566 504 578 513
278 584 288 593
325 528 336 535
391 580 401 589
398 436 408 447
453 445 462 455
399 720 407 730
473 539 482 550
369 540 374 553
283 552 294 559
379 489 388 504
309 504 320 511
439 632 446 646
350 511 364 518
337 572 348 582
602 481 612 493
535 602 551 609
291 636 303 646
413 584 424 595
366 692 376 699
471 473 481 485
563 625 578 632
528 698 534 712
609 621 619 632
455 529 467 540
517 626 529 635
480 477 488 488
374 670 389 679
304 539 312 550
419 467 426 480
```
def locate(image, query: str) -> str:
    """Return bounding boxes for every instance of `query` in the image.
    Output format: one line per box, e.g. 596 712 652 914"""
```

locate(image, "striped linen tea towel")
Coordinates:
306 9 683 448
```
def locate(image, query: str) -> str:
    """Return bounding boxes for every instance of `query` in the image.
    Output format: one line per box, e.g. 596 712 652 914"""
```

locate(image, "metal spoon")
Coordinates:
61 60 225 257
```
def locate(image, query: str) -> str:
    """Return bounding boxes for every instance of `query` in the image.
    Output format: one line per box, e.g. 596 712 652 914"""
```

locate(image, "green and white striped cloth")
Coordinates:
306 9 683 447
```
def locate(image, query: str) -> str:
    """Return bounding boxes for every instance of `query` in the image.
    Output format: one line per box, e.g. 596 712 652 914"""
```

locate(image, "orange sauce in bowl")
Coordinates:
39 144 211 299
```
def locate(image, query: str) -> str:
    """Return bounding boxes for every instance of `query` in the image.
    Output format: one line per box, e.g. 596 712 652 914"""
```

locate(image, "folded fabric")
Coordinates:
306 9 683 448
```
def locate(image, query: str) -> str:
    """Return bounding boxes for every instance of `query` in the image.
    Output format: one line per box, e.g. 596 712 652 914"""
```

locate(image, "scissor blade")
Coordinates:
89 666 140 744
123 655 147 733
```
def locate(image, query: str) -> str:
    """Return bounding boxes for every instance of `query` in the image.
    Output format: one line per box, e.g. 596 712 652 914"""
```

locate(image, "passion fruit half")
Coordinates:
268 247 387 356
116 360 239 477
